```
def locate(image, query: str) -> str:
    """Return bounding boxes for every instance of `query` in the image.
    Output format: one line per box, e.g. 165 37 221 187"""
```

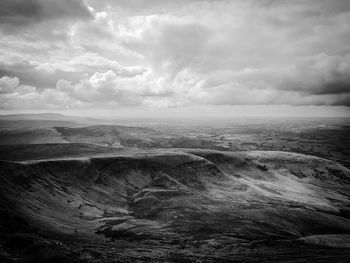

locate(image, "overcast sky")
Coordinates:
0 0 349 117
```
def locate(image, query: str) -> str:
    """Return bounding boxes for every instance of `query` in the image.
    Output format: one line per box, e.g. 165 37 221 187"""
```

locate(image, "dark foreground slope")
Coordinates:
0 147 350 262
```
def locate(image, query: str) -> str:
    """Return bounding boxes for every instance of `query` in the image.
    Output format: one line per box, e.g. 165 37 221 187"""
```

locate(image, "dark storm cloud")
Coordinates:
0 0 92 29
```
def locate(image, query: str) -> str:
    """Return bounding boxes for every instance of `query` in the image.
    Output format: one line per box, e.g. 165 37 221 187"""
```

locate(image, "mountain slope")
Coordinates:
0 148 349 262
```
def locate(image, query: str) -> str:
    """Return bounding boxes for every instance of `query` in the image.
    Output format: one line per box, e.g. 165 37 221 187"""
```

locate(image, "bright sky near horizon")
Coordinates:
0 0 350 117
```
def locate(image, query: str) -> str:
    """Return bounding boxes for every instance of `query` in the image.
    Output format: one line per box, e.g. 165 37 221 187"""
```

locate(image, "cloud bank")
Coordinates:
0 0 349 111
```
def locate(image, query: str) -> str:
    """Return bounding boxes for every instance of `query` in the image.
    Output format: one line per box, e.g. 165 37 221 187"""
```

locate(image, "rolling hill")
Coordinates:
0 145 349 262
0 125 221 150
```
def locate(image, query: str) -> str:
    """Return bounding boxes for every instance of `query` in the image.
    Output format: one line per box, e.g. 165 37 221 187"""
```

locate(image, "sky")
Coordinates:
0 0 349 117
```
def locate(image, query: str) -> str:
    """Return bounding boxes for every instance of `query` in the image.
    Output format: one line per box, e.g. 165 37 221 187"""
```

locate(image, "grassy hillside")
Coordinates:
0 148 349 262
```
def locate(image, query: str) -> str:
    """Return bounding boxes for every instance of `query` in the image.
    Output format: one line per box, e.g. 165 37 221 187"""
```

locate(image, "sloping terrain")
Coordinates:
55 125 160 147
0 125 220 149
0 113 101 129
0 125 157 146
0 143 128 161
0 146 349 262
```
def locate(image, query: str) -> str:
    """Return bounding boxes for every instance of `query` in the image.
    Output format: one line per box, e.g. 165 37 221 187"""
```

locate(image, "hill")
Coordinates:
0 147 349 262
0 125 221 149
0 113 73 121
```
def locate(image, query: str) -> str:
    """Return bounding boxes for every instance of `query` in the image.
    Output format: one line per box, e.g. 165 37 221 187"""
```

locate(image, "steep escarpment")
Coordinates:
0 153 225 237
0 149 350 262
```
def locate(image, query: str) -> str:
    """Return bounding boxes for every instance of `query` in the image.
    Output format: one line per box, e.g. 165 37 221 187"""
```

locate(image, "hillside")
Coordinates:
0 147 349 262
0 125 221 149
0 143 129 161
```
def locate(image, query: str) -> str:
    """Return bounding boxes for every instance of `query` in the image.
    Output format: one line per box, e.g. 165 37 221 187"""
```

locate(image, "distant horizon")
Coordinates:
0 105 349 119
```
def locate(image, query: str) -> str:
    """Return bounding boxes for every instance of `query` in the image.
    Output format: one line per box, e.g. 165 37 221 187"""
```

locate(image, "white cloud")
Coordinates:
0 75 84 110
56 69 172 106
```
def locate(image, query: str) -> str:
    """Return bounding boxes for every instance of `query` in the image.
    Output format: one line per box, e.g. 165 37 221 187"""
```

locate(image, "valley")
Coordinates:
0 115 349 262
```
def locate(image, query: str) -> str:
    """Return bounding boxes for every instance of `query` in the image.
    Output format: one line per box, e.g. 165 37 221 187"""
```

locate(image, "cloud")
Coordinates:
118 14 212 76
0 50 147 90
169 53 350 106
33 52 147 77
0 0 350 110
0 0 92 29
0 75 84 110
56 69 170 106
0 76 20 93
